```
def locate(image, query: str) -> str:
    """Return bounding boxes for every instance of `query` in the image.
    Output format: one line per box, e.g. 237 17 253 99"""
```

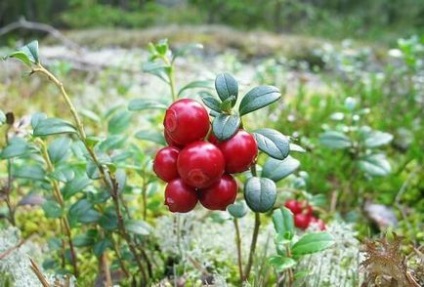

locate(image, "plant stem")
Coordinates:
161 56 177 102
32 65 150 281
39 139 79 277
244 212 261 281
233 218 244 283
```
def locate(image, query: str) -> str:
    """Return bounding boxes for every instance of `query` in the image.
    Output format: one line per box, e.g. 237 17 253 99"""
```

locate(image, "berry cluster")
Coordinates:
153 99 258 213
284 199 325 230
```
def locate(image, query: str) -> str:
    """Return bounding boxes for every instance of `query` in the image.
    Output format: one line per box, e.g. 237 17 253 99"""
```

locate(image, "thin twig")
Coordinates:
244 212 261 281
233 218 244 283
29 258 51 287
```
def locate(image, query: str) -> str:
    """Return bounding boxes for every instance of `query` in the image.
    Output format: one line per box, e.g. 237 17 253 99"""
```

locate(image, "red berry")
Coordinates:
164 130 183 148
199 174 238 210
284 199 303 215
216 130 258 173
294 213 312 230
164 178 198 213
153 146 180 182
177 141 225 189
310 216 326 230
303 204 313 216
163 99 210 145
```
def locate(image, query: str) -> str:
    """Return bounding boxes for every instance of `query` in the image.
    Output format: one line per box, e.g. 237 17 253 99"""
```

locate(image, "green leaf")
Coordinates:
116 169 127 193
253 128 290 160
239 86 280 116
262 156 300 182
0 137 33 159
61 175 91 200
228 201 248 218
142 62 169 83
0 110 6 125
108 111 132 134
244 177 277 213
13 164 45 180
215 73 238 106
125 219 152 235
357 154 391 177
200 92 222 112
68 199 91 222
212 114 240 141
291 232 334 258
319 131 351 149
48 137 71 164
42 200 63 219
7 40 39 66
73 230 97 247
86 161 101 180
33 118 77 137
98 135 126 151
173 43 203 60
99 212 118 231
268 256 297 272
31 113 47 129
135 129 166 145
272 207 295 240
289 143 306 153
93 239 112 257
363 131 393 148
128 98 167 111
178 80 213 97
78 209 101 224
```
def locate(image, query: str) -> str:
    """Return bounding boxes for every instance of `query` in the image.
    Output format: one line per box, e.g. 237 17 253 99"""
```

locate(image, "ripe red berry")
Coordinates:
164 178 198 213
164 130 183 148
163 99 210 145
177 141 225 189
303 204 313 217
310 216 326 230
153 146 180 182
199 174 238 210
284 199 303 215
294 213 312 230
215 130 258 173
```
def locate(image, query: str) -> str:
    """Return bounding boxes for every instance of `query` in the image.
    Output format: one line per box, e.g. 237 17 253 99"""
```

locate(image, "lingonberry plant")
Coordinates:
1 39 334 286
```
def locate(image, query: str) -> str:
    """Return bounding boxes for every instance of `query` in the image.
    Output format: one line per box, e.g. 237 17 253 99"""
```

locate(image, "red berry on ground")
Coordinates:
177 141 225 189
310 216 326 230
153 146 180 182
163 99 210 145
164 178 198 213
216 130 258 173
294 213 312 230
199 174 238 210
284 199 303 215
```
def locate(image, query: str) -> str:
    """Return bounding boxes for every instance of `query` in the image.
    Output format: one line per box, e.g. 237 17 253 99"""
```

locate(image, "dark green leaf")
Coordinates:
68 199 91 220
12 164 45 180
268 256 296 272
33 118 77 137
73 231 97 247
212 114 240 141
42 200 63 219
0 137 33 159
244 177 277 213
99 212 118 231
79 209 101 224
7 40 39 66
357 154 391 177
93 239 112 257
228 201 248 218
50 166 75 182
272 207 295 240
262 156 300 182
125 219 152 235
178 80 213 97
215 73 238 106
31 113 47 129
61 175 91 200
116 169 126 194
200 91 222 112
86 161 101 179
48 137 71 164
128 98 167 111
239 86 280 116
319 131 351 149
135 129 166 145
291 232 334 258
108 111 132 134
253 128 290 160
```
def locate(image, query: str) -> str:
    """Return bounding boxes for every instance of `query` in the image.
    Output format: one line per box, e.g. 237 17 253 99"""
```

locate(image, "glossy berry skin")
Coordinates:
163 99 210 145
284 199 303 215
216 130 258 173
153 146 180 182
294 213 312 230
164 179 198 213
164 130 183 148
199 174 238 210
177 141 225 189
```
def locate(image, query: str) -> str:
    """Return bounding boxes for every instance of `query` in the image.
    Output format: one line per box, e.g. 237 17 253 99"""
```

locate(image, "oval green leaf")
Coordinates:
291 232 335 258
48 137 71 164
253 128 290 160
212 114 240 141
200 91 222 112
33 118 77 137
268 256 297 272
228 200 248 218
0 137 33 159
357 154 391 177
319 130 351 149
244 177 277 213
262 156 300 182
239 86 280 116
272 207 295 240
215 73 238 106
363 131 393 148
128 98 168 111
125 219 152 236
